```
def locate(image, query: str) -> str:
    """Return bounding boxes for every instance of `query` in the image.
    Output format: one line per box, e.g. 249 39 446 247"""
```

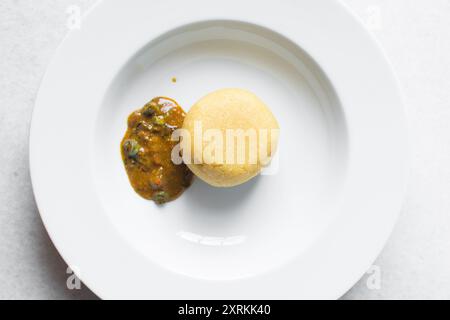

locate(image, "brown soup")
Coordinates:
121 97 193 204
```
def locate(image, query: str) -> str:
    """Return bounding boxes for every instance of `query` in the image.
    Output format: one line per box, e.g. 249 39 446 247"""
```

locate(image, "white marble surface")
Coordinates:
0 0 449 300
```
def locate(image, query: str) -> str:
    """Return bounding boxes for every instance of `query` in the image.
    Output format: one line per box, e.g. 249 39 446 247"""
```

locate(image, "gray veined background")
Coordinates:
1 0 449 299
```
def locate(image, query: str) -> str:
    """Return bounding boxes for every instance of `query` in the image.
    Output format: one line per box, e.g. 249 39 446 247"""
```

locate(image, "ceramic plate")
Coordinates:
30 0 408 299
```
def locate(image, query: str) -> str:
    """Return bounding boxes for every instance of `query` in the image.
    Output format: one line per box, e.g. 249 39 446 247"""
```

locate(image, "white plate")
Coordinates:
30 0 408 299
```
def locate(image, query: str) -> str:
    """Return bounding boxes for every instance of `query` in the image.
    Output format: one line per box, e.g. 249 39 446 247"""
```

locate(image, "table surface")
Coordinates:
1 0 449 300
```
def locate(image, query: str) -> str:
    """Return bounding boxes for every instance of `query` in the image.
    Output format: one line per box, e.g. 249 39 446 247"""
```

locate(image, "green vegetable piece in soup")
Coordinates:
123 139 140 160
153 191 169 205
142 102 158 117
152 115 165 126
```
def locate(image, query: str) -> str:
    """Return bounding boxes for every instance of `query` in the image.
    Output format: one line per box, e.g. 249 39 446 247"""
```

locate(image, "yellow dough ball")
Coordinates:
182 88 279 187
